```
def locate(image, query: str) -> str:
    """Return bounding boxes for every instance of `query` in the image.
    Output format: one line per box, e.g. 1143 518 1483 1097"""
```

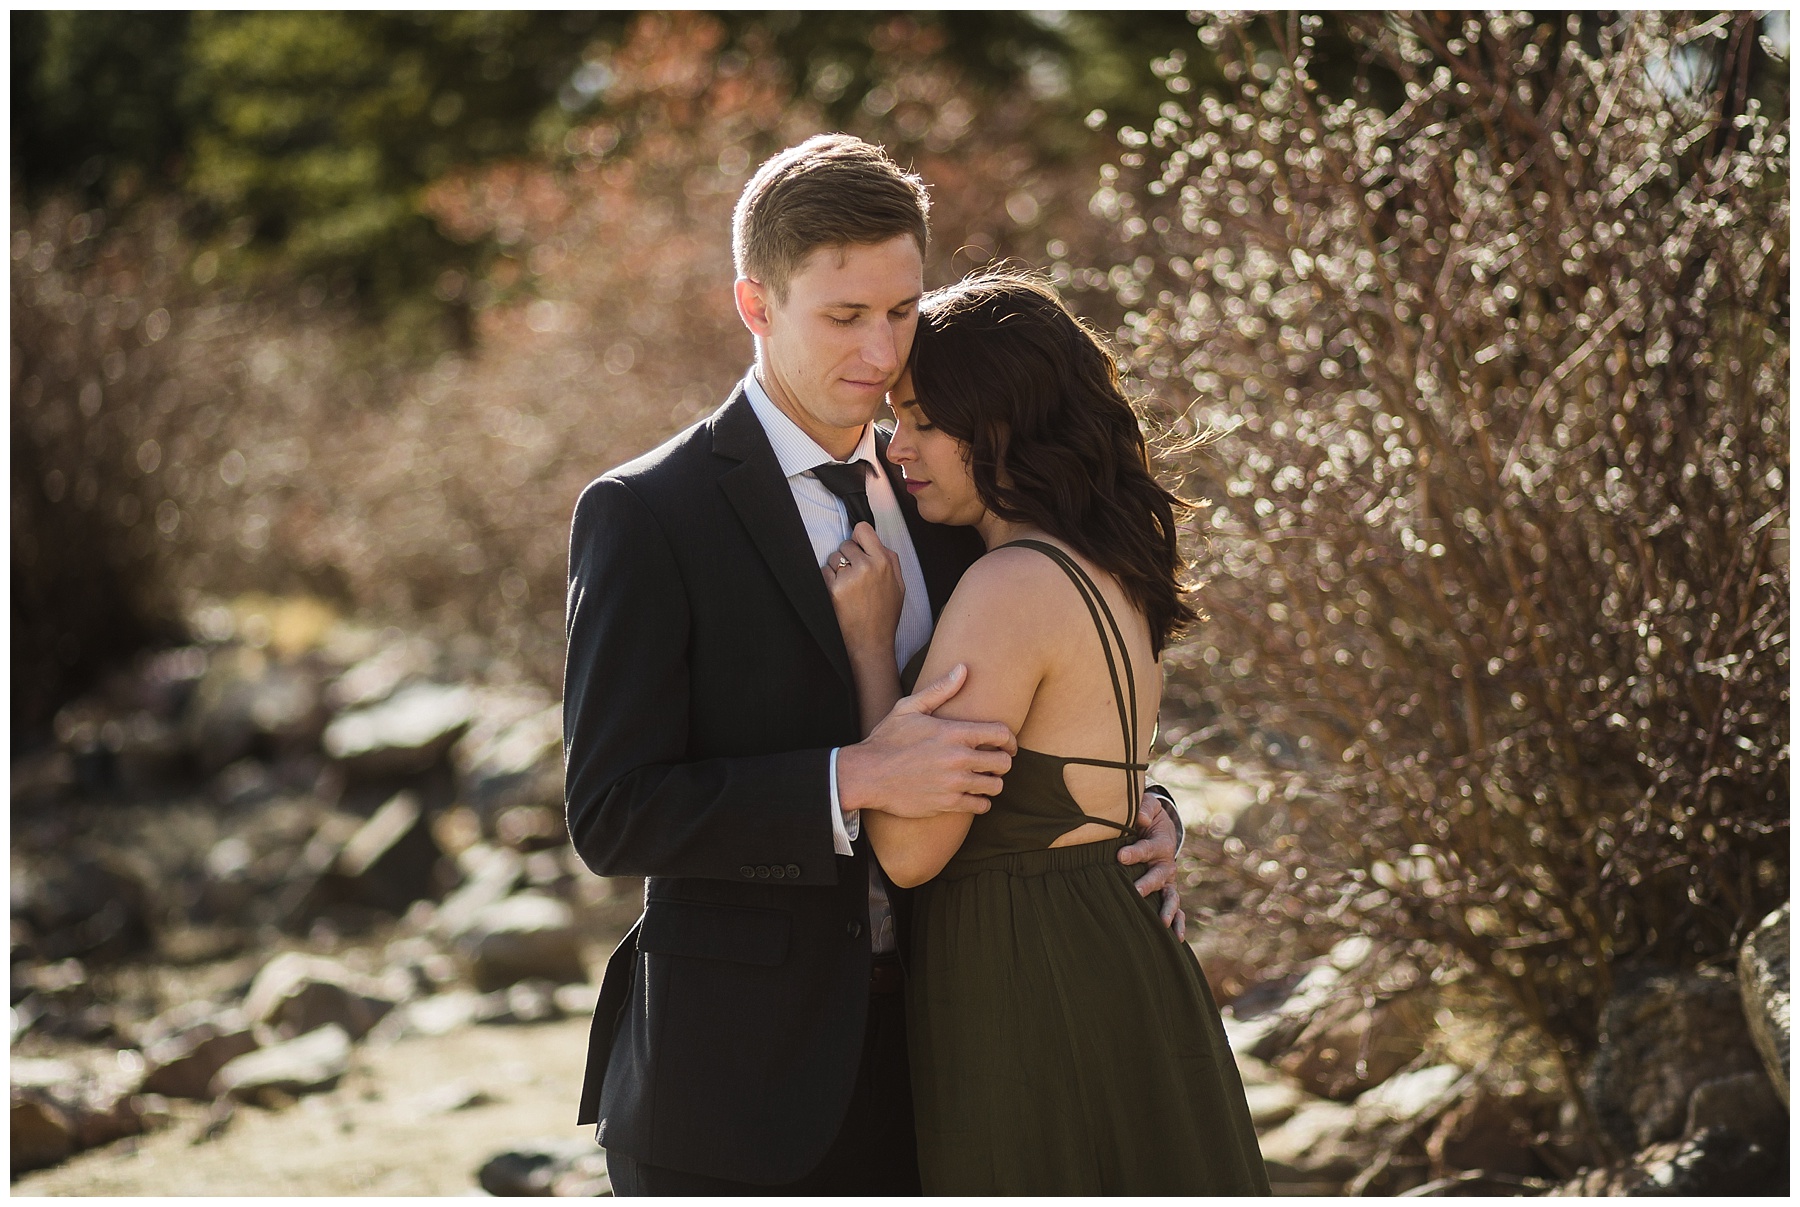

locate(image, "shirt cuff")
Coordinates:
829 747 859 855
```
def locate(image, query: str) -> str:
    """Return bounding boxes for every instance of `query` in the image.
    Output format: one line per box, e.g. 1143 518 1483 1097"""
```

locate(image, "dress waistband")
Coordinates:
936 836 1130 881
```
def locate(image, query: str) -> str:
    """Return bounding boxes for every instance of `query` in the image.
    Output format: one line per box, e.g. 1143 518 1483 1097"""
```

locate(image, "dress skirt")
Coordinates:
906 838 1270 1195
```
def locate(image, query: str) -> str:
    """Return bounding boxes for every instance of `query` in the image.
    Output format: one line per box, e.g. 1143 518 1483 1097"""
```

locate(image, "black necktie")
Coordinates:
812 460 876 532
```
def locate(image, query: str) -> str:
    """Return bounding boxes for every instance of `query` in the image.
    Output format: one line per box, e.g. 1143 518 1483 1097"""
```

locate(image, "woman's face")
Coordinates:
884 370 985 527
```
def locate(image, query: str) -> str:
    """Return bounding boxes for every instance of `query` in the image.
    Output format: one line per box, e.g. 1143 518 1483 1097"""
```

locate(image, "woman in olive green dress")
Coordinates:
821 270 1270 1194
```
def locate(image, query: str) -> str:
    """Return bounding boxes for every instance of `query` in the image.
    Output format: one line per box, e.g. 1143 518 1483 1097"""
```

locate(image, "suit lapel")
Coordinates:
712 391 854 690
876 428 986 619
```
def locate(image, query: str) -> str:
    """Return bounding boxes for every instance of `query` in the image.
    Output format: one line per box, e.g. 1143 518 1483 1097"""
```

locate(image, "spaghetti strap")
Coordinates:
998 539 1144 828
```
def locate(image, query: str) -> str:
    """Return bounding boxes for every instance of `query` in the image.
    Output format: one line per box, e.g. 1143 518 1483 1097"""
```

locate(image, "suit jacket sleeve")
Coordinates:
563 477 841 885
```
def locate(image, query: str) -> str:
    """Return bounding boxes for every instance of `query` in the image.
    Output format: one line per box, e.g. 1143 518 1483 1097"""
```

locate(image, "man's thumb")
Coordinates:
904 663 966 715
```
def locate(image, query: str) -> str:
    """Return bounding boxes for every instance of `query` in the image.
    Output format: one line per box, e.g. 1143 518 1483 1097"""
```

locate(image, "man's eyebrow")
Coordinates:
821 294 921 311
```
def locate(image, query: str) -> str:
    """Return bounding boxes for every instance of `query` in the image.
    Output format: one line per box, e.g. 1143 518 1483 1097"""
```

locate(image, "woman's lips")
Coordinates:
904 480 929 494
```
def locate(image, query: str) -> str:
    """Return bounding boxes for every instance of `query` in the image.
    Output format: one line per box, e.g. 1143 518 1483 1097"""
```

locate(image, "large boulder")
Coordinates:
212 1023 352 1103
1739 904 1789 1106
241 952 399 1043
1586 966 1775 1153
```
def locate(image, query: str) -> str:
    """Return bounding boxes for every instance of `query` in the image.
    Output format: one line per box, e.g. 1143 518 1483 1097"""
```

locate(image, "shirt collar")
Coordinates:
742 370 878 479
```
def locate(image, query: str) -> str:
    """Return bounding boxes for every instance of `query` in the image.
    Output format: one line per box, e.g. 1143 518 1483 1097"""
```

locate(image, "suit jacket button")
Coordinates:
756 865 770 878
785 864 800 878
740 866 755 879
846 921 863 939
771 865 786 879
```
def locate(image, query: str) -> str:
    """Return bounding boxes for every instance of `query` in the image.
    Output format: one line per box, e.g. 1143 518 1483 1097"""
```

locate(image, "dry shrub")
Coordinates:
12 11 1126 729
1104 11 1788 1122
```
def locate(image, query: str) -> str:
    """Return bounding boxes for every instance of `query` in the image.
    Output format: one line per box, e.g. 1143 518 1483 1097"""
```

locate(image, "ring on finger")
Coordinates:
836 555 852 568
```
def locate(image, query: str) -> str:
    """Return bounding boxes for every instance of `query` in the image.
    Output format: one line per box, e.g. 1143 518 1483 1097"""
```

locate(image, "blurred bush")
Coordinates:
1107 11 1787 1135
11 12 1135 740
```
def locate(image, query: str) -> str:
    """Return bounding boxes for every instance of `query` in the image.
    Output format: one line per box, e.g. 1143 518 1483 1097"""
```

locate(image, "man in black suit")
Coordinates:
564 134 1187 1195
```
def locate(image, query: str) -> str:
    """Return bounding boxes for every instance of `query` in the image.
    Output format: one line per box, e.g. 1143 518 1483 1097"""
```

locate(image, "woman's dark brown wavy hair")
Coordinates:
907 269 1197 650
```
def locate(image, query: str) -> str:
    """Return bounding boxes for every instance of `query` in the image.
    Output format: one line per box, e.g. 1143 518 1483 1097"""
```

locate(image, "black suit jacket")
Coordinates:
563 385 984 1183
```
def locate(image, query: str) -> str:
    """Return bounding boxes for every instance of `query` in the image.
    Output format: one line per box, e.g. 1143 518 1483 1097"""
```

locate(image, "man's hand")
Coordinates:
837 664 1016 820
1118 790 1187 940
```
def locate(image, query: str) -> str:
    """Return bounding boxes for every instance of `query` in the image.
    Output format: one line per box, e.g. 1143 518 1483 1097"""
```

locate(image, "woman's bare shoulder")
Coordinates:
938 541 1089 633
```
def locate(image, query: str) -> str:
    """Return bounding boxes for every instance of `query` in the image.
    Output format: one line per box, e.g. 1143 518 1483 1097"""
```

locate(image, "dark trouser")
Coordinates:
607 977 919 1196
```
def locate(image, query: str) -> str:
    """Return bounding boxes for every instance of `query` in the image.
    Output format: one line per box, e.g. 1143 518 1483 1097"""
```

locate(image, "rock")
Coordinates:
1426 1086 1554 1180
405 1079 496 1118
453 700 563 825
1586 966 1770 1153
68 1085 145 1150
1256 1097 1368 1188
312 790 446 915
323 682 475 779
1226 970 1306 1022
140 1012 260 1100
453 893 587 992
476 1137 606 1196
1243 1080 1307 1128
10 1057 84 1093
11 1090 75 1174
10 1056 158 1169
241 952 398 1042
1548 1127 1788 1196
1353 1063 1466 1132
473 978 563 1026
1276 991 1429 1101
212 1022 352 1103
1739 904 1789 1106
326 637 437 711
552 981 601 1017
1684 1070 1786 1141
433 844 525 939
1246 962 1341 1063
378 991 485 1040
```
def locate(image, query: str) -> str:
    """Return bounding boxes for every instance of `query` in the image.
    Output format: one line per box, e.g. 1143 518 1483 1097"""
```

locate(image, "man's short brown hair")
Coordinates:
732 133 930 300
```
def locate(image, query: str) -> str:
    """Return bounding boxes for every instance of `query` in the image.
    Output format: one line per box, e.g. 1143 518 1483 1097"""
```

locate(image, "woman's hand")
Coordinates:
822 522 904 663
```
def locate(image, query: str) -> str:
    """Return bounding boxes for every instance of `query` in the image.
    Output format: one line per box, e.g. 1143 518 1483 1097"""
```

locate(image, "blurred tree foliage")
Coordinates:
12 9 1207 340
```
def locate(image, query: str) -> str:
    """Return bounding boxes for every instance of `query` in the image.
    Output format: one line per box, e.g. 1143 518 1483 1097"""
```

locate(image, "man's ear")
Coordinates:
734 277 773 337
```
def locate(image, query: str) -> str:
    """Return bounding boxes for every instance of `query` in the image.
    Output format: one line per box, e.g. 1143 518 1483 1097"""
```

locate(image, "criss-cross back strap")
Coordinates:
1000 539 1144 829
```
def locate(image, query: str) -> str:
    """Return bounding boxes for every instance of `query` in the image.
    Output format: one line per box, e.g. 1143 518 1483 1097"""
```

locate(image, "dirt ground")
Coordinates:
14 1014 603 1196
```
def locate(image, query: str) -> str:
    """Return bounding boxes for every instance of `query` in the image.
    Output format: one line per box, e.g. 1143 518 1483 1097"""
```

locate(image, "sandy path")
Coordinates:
14 1016 601 1196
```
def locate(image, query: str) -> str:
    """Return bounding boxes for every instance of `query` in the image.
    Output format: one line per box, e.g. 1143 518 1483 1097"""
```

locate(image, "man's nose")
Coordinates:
862 322 899 374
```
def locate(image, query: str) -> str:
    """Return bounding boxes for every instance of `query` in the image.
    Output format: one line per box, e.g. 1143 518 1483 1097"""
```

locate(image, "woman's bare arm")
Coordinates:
862 549 1052 886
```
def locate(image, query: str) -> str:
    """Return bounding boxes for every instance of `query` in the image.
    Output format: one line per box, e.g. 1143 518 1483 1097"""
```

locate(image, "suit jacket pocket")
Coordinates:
639 899 790 967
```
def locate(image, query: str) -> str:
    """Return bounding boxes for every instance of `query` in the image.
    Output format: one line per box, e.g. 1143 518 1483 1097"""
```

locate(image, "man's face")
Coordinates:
736 235 923 457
